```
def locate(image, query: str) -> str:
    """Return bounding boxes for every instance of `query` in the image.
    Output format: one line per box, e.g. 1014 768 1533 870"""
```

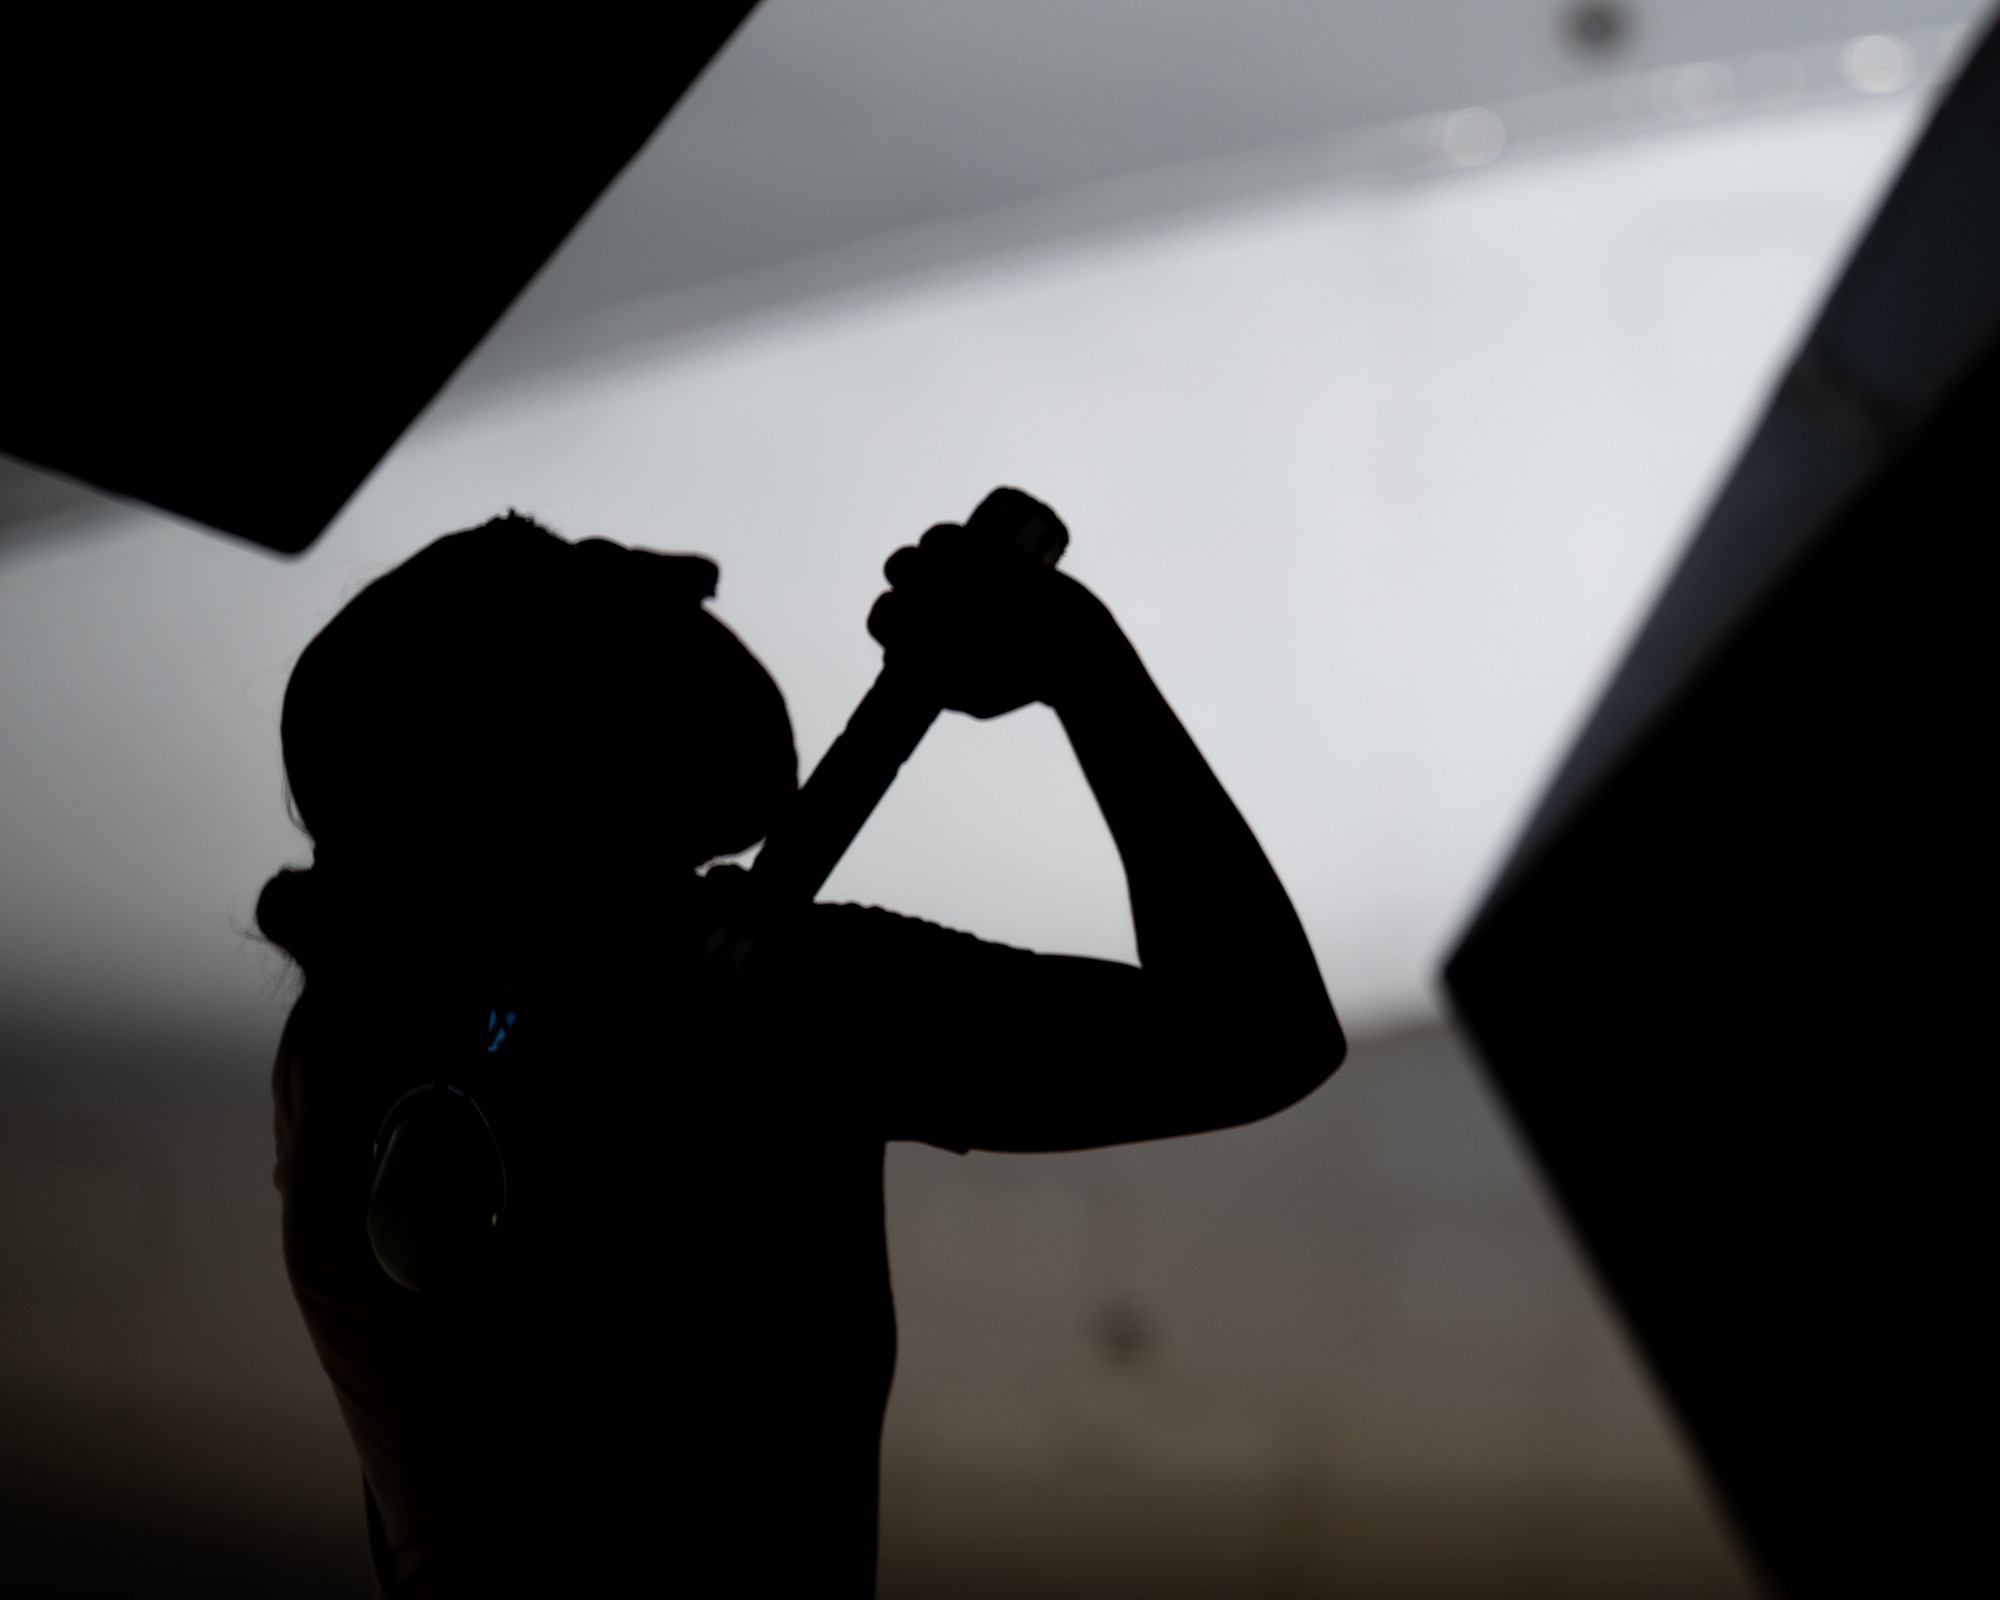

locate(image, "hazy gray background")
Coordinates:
2 2 1988 1593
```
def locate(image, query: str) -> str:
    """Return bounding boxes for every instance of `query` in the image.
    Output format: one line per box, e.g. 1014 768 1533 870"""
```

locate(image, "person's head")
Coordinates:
257 514 794 978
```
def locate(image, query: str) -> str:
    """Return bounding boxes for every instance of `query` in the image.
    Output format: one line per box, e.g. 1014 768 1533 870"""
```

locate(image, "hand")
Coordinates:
866 520 1117 719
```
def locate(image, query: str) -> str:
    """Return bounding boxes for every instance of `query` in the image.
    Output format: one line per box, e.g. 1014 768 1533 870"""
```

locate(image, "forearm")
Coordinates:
1052 625 1342 1078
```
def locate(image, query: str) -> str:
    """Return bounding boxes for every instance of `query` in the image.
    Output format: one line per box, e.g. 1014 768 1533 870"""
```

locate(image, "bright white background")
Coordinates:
0 94 1926 1042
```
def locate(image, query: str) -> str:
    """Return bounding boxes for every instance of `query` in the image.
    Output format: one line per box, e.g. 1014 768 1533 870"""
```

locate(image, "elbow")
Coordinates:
1231 946 1347 1117
1206 998 1346 1129
1269 1008 1347 1115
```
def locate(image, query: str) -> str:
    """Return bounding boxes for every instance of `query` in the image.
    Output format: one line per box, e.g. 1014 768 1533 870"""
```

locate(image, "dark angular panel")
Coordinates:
1448 24 1998 1599
2 10 755 553
1500 22 2000 887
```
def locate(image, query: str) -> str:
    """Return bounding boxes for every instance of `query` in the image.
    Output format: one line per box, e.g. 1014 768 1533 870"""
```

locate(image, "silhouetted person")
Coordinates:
260 510 1342 1597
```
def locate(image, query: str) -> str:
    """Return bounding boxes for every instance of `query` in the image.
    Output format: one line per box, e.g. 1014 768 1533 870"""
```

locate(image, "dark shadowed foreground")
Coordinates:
0 1021 1758 1599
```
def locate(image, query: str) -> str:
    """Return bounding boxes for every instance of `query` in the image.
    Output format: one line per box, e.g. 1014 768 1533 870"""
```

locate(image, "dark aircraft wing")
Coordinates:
1 10 756 555
1447 21 2000 1600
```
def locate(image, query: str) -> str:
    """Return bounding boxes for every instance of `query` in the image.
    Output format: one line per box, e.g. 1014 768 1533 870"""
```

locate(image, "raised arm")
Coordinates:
849 517 1344 1149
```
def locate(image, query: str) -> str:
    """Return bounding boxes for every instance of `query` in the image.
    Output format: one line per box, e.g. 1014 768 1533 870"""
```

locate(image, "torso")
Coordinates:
276 894 908 1596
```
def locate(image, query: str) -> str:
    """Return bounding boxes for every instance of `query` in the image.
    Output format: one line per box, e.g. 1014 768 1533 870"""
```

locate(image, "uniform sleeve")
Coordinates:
769 902 1332 1153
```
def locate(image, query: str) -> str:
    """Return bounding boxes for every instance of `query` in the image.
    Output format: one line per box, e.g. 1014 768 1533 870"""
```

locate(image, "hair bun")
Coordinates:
257 866 322 968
